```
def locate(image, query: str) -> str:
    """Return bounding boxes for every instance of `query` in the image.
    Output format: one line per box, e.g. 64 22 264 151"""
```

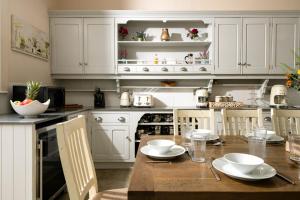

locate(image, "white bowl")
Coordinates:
223 153 264 174
265 131 276 140
147 139 175 154
191 129 211 139
10 99 50 118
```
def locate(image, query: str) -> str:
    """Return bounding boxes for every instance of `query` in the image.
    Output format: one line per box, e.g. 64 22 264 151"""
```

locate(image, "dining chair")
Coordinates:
221 108 263 136
271 108 300 136
56 115 127 200
173 109 215 135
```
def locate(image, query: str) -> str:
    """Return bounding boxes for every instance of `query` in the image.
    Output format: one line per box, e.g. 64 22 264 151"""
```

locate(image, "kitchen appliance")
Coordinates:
94 88 105 108
36 116 66 200
12 85 65 112
120 92 131 107
195 88 209 108
133 94 154 107
270 85 288 107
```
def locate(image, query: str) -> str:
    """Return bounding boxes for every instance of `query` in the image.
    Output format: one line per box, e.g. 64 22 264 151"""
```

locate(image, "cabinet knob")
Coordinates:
118 117 126 122
79 62 83 66
199 67 207 72
84 62 88 66
238 62 241 66
264 117 271 122
95 117 102 122
143 67 149 72
126 136 132 142
245 63 251 67
180 67 188 72
242 62 247 66
124 67 130 72
161 67 168 72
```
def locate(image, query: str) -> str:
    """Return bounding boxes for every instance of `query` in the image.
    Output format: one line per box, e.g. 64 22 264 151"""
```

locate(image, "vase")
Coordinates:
161 28 170 41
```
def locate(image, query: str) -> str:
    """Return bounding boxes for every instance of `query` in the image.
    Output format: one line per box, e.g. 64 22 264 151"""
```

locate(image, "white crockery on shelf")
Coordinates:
147 139 175 154
223 153 264 174
10 99 50 118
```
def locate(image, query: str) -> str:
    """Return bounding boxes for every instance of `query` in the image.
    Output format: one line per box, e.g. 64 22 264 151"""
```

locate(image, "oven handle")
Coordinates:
36 124 57 134
38 140 43 200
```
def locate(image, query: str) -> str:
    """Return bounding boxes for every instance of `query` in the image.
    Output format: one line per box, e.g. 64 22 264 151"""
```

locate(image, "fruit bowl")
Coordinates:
10 99 50 118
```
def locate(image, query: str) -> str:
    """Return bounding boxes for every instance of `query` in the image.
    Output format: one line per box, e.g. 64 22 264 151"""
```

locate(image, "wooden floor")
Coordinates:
57 168 132 200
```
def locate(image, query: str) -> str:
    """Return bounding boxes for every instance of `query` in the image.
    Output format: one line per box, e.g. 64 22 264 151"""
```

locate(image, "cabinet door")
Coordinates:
214 18 242 74
51 18 83 74
83 18 115 74
270 18 299 74
242 18 271 74
92 125 130 161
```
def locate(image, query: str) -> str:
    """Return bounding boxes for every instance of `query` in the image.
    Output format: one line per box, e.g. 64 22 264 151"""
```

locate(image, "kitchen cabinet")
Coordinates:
90 112 133 162
270 18 299 74
51 18 83 74
51 18 115 75
214 18 242 74
242 18 271 74
215 18 270 74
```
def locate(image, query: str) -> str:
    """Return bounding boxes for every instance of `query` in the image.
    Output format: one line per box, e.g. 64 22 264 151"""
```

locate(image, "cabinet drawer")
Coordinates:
174 66 193 73
92 113 129 124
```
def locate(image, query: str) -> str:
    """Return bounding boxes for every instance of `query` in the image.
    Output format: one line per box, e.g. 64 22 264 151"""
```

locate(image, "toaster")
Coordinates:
133 94 154 107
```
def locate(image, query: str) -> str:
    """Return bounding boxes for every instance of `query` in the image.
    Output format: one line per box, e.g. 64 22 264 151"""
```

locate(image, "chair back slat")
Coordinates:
57 116 98 200
271 109 300 136
221 109 263 135
173 109 215 135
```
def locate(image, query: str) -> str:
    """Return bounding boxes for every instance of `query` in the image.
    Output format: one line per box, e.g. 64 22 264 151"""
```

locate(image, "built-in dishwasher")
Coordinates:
36 116 66 200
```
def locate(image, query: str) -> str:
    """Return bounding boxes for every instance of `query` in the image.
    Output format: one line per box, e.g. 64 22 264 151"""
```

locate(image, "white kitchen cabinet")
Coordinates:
51 18 115 75
51 18 84 74
92 125 130 161
90 112 133 163
242 18 271 74
214 18 242 74
270 18 299 74
84 18 115 74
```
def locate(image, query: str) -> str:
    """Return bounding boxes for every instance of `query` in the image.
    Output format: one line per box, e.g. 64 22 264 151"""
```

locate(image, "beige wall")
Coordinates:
48 0 300 10
1 0 53 92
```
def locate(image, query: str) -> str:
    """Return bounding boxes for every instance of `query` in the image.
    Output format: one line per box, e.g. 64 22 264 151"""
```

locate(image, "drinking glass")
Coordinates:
181 125 192 146
190 131 208 162
248 127 267 158
288 134 300 163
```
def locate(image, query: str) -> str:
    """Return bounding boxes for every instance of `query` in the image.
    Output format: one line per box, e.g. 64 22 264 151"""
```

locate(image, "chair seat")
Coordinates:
90 188 128 200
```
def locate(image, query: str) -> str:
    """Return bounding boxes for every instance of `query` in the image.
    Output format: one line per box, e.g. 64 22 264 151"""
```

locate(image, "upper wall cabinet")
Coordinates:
51 18 84 74
242 18 271 74
214 18 242 74
270 18 299 74
51 18 115 75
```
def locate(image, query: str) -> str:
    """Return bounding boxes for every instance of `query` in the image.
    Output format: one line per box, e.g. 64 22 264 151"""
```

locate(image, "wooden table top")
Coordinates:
128 135 300 200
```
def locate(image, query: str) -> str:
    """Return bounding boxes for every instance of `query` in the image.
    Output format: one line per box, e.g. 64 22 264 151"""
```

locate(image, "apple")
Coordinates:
20 99 33 105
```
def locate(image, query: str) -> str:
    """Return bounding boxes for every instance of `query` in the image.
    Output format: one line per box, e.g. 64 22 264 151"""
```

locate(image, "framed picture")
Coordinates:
11 15 50 61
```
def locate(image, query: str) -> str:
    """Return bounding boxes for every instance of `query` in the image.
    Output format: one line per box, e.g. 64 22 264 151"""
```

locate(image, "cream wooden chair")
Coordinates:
221 109 263 136
271 109 300 136
173 109 215 135
56 115 127 200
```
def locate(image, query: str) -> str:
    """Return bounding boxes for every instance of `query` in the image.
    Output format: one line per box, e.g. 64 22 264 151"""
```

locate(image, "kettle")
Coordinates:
94 88 105 108
120 92 131 107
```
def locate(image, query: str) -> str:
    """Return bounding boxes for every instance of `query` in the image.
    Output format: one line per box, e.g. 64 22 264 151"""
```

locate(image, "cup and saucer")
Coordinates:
140 139 186 160
212 153 276 181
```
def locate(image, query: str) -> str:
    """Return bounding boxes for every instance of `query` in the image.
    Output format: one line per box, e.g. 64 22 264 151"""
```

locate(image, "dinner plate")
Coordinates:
212 157 276 181
140 144 186 160
245 134 284 143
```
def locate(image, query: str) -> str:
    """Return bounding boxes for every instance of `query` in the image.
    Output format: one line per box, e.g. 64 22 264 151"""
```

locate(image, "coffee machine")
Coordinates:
270 85 288 107
195 88 209 108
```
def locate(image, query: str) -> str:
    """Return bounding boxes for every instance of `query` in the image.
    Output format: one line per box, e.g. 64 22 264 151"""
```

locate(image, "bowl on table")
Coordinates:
10 99 50 118
223 153 264 174
147 139 175 154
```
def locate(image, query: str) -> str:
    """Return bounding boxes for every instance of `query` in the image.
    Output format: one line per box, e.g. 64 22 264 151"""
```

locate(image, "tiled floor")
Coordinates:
57 168 132 200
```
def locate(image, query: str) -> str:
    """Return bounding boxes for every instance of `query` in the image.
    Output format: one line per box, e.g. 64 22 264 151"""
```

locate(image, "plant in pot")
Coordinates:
10 81 50 118
281 51 300 91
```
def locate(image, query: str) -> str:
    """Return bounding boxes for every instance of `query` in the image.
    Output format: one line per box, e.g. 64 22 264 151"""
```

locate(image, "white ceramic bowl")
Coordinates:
223 153 264 174
10 99 50 118
147 139 175 154
265 131 276 140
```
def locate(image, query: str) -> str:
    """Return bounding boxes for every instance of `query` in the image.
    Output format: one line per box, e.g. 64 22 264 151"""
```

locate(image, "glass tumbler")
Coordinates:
190 131 208 162
288 134 300 163
248 127 267 158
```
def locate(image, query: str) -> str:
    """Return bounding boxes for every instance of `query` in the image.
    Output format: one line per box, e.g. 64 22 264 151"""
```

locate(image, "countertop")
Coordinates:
0 108 89 124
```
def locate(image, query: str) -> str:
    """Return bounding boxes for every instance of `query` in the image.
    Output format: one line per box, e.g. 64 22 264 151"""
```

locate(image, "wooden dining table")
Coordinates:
128 135 300 200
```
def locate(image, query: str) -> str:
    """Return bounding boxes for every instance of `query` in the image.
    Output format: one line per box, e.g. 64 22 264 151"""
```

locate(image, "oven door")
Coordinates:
37 125 66 200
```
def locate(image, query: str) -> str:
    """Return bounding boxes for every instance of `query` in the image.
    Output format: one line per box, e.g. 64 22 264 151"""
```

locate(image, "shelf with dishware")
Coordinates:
116 19 213 75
